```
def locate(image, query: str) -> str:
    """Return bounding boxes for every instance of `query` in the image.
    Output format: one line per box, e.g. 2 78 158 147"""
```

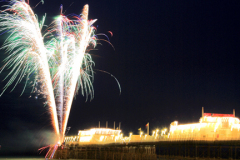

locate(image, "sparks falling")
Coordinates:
0 0 97 142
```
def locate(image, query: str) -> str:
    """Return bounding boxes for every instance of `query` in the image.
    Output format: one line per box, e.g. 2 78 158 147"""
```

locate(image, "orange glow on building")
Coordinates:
169 108 240 140
64 128 122 144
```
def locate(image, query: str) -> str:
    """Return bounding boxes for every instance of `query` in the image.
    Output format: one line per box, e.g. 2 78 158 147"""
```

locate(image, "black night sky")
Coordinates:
1 0 240 157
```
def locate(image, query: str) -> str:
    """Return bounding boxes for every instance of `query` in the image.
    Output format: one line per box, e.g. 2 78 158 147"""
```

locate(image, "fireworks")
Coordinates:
0 0 97 142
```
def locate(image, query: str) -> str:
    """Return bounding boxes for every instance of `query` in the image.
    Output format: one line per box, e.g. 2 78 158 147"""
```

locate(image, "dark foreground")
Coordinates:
51 140 240 160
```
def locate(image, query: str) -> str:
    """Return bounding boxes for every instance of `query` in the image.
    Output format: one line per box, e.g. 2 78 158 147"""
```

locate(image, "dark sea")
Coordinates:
0 159 100 160
0 159 86 160
0 159 45 160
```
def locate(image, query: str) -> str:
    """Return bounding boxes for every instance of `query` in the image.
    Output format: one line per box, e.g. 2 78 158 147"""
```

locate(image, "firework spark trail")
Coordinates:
0 0 99 143
50 14 78 139
39 5 97 139
0 0 59 135
56 15 64 136
62 4 90 137
49 144 59 159
38 143 59 159
61 5 98 137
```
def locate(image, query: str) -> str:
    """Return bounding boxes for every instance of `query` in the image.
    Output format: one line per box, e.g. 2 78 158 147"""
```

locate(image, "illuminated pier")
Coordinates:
52 108 240 159
64 108 240 145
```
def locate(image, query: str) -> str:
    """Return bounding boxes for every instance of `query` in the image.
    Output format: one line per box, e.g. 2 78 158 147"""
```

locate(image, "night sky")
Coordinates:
1 0 240 157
